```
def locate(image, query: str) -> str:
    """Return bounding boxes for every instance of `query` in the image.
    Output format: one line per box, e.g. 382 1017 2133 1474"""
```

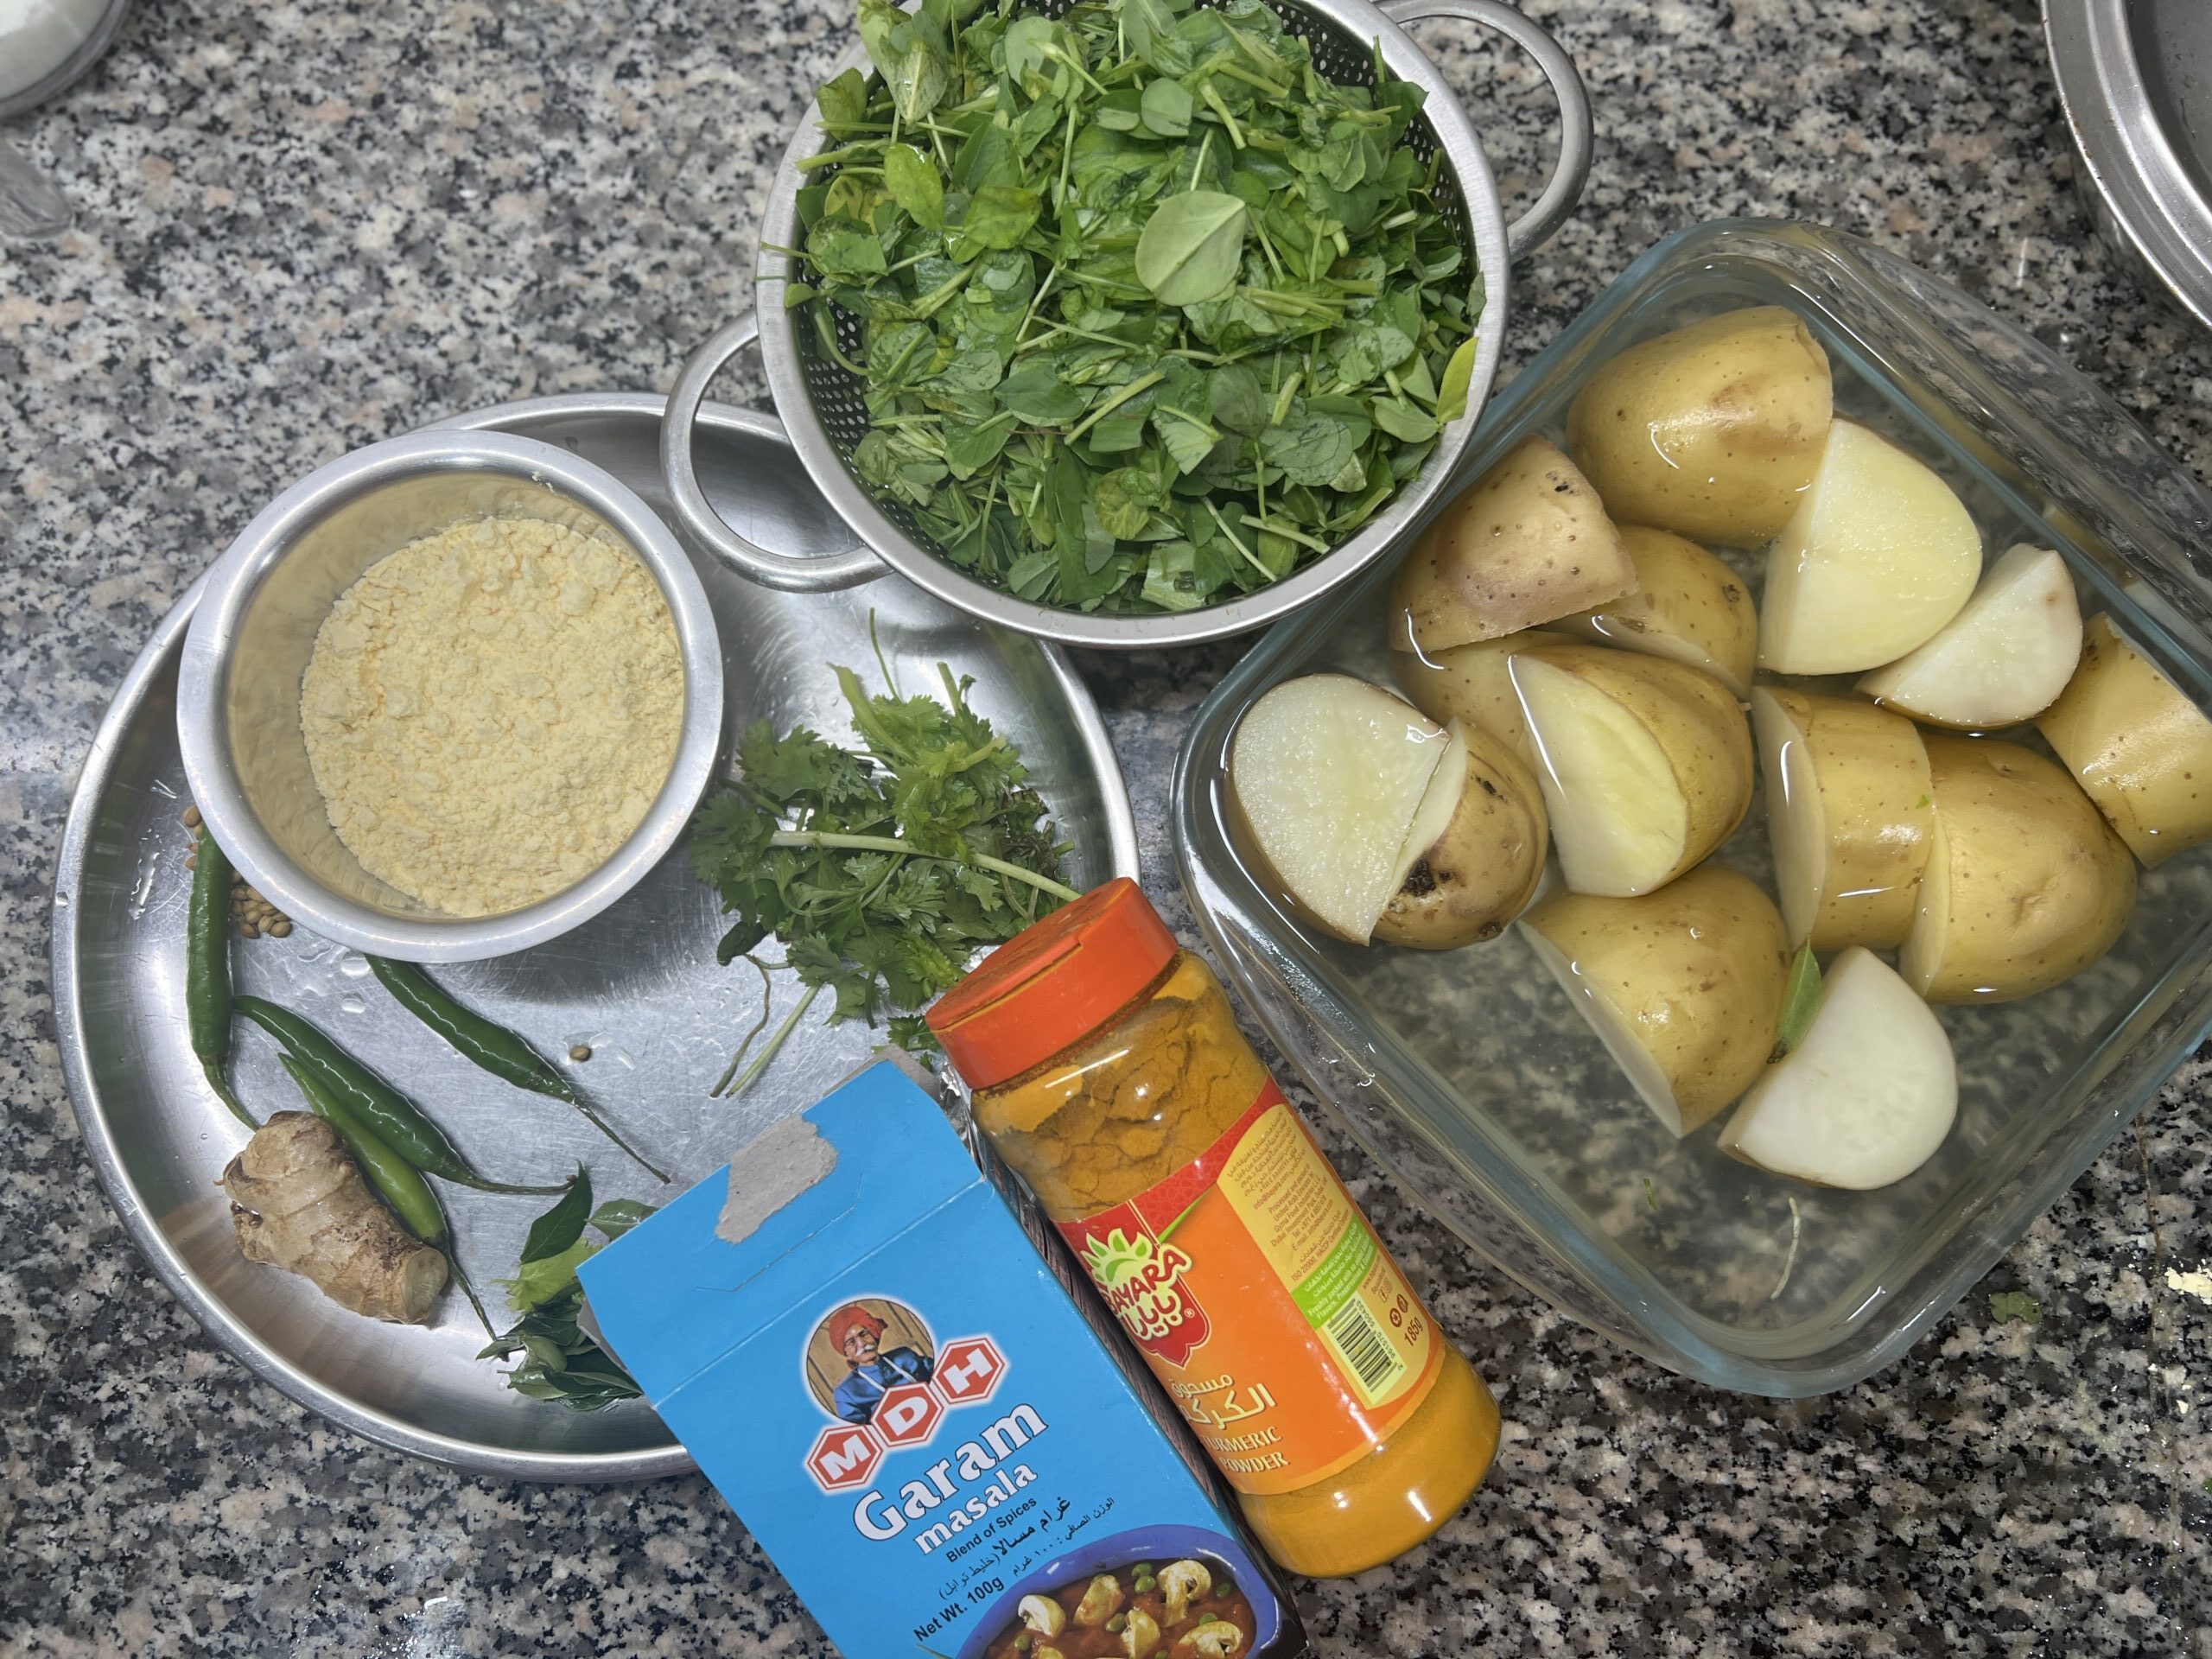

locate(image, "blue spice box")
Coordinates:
580 1060 1303 1659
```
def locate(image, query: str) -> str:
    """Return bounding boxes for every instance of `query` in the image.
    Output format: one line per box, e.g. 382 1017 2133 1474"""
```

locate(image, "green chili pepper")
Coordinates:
278 1053 495 1338
187 828 256 1130
365 957 669 1183
235 995 564 1194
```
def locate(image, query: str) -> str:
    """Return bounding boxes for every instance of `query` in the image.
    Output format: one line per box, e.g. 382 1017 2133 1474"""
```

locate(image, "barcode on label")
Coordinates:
1322 1296 1406 1404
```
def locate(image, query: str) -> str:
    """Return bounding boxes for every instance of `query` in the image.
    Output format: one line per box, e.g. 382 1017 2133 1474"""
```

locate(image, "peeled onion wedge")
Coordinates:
1857 544 2082 728
1719 948 1958 1190
1228 674 1457 944
1758 421 1982 675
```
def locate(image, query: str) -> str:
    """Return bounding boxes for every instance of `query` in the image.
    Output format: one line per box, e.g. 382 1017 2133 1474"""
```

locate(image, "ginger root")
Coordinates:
220 1112 448 1323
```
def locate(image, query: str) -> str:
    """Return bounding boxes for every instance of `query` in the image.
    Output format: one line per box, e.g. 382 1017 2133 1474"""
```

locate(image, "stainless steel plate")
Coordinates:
2046 0 2212 331
49 394 1140 1482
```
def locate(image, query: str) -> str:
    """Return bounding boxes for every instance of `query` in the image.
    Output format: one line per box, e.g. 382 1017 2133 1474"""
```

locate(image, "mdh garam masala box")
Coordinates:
580 1058 1304 1659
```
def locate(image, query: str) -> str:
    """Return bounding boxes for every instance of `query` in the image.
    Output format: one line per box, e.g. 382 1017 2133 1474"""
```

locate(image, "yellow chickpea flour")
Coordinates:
300 516 682 916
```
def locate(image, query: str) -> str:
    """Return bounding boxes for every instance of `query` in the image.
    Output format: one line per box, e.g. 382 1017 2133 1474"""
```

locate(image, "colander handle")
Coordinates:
661 311 887 592
1380 0 1592 258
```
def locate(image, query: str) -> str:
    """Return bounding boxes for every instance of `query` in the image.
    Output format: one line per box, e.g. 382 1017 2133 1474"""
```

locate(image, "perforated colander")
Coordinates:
663 0 1590 649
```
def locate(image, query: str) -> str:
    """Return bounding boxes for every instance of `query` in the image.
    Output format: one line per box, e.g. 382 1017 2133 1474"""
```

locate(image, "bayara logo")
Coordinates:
801 1319 1008 1496
1071 1215 1210 1367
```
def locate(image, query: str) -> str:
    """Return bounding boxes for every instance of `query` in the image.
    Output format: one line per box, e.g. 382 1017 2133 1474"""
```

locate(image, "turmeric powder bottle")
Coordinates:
927 878 1499 1578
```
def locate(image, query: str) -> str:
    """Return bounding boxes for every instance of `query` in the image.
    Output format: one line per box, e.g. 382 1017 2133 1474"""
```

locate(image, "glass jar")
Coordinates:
928 877 1499 1577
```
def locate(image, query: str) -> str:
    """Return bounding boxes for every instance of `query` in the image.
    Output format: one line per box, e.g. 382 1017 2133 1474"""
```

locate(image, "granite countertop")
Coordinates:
4 0 2209 1653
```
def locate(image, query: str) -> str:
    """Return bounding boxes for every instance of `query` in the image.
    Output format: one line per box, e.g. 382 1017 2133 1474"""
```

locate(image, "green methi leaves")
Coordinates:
787 0 1483 615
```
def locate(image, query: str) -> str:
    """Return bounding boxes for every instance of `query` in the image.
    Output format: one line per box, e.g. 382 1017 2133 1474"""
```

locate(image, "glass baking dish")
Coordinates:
1172 219 2212 1396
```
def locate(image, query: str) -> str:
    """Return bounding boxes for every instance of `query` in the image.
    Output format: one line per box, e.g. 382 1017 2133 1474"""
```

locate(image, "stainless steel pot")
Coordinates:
662 0 1592 649
2045 0 2212 333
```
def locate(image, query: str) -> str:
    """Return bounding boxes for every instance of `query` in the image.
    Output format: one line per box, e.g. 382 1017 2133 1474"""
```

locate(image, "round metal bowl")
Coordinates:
662 0 1591 648
0 0 130 117
2045 0 2212 333
175 430 725 963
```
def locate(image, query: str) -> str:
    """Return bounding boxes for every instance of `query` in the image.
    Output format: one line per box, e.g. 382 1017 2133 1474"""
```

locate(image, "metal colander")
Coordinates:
664 0 1589 650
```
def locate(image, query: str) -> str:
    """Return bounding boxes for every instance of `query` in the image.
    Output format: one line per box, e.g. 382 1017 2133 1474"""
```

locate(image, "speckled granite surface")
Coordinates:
4 0 2210 1654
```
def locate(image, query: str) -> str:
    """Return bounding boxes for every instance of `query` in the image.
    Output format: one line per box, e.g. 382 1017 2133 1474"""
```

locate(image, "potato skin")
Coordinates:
1555 525 1758 698
1374 732 1548 948
1395 628 1569 766
1753 687 1933 951
1566 307 1832 546
2036 613 2212 867
1903 735 2136 1002
1522 867 1792 1135
1389 435 1637 654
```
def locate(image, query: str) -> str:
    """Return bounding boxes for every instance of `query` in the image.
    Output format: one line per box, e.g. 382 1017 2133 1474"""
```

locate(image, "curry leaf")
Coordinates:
520 1168 594 1265
1774 945 1823 1058
589 1199 658 1242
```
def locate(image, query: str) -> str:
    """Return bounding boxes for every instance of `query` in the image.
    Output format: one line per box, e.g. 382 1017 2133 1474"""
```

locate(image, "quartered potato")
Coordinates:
1510 645 1754 898
1751 687 1934 950
1564 306 1834 546
1758 420 1982 676
1373 721 1548 949
1554 525 1758 699
1389 435 1637 654
1227 674 1455 944
1394 627 1570 767
2037 613 2212 867
1858 544 2082 729
1902 735 2136 1002
1719 947 1958 1190
1520 868 1792 1137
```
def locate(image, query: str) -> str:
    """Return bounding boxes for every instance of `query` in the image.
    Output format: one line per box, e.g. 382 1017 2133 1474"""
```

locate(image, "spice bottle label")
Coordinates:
1055 1078 1443 1495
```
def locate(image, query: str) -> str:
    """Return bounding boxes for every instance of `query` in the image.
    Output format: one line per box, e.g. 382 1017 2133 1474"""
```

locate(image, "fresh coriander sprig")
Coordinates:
690 659 1074 1096
787 0 1484 615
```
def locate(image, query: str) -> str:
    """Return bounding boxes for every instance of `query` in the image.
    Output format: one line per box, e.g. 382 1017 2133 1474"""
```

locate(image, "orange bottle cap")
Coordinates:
926 877 1177 1090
